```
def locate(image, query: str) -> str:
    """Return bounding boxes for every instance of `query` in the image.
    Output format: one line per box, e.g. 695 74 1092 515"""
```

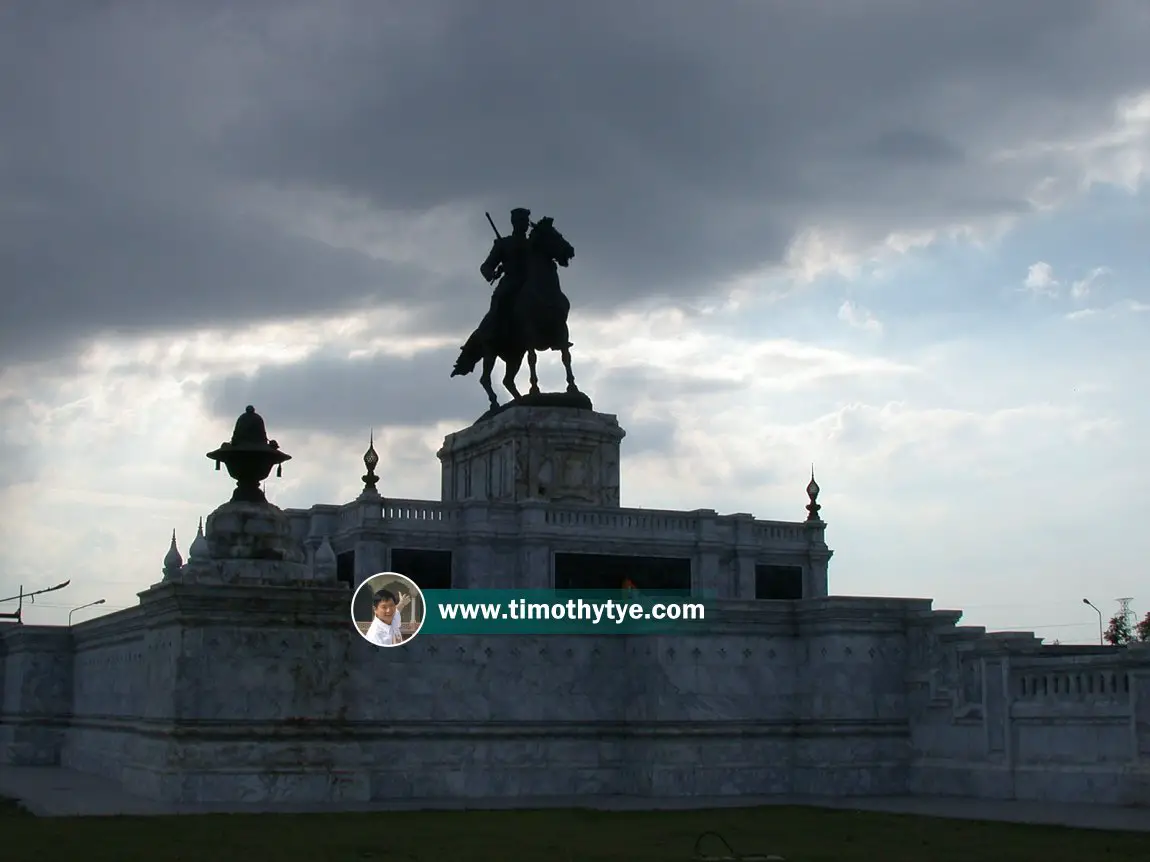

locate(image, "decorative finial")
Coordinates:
188 517 210 561
206 406 291 504
805 467 822 522
361 429 380 495
314 535 337 580
163 529 183 579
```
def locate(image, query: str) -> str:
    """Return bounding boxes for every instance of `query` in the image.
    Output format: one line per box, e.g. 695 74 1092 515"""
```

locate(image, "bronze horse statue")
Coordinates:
451 216 581 410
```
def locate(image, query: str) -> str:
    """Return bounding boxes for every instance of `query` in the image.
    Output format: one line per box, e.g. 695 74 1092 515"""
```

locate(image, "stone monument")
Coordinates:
451 207 588 416
178 405 314 584
2 214 1148 811
440 208 625 507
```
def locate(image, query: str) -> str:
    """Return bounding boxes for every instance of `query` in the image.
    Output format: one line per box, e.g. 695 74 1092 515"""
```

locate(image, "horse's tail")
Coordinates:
451 329 484 377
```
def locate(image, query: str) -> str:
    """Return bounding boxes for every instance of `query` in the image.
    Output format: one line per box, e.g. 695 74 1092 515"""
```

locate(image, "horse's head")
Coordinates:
531 217 574 265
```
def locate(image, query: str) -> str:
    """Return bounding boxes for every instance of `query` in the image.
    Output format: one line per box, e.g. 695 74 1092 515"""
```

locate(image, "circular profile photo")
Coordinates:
351 572 426 648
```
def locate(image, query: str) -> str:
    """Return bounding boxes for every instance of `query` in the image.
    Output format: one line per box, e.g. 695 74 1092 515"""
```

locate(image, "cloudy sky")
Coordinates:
1 1 1147 641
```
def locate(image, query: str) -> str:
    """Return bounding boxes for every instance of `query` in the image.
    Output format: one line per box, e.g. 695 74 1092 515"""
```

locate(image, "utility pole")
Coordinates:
0 580 71 624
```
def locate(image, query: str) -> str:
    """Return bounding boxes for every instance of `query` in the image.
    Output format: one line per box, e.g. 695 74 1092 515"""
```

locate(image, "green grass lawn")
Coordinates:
3 800 1146 862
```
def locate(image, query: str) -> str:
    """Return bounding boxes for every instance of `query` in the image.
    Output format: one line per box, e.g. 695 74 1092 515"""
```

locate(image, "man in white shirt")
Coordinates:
365 589 402 647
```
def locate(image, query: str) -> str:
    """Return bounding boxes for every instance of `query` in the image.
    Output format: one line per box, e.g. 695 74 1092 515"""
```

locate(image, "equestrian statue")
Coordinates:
451 207 586 414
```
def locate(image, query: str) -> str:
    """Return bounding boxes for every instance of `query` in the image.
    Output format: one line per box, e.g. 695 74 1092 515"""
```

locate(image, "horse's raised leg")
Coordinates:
479 354 499 409
502 351 524 401
527 349 540 395
560 346 580 393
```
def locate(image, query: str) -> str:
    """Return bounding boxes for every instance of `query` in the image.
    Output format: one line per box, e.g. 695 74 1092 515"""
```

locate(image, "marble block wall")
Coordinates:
0 625 73 765
163 602 914 804
791 599 921 796
2 591 921 803
62 608 149 781
4 589 1149 806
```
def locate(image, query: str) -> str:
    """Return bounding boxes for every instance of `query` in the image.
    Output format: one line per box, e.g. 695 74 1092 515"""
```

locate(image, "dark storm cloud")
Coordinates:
203 348 473 433
1 193 423 362
202 351 710 449
1 0 1148 361
863 130 966 166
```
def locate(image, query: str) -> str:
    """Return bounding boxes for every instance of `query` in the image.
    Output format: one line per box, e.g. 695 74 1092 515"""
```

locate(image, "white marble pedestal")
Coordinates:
437 403 626 507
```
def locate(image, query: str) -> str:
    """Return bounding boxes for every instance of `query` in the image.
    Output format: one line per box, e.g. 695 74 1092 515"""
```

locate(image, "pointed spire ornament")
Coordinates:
805 466 822 522
163 530 183 579
188 517 210 562
314 535 337 580
361 429 380 495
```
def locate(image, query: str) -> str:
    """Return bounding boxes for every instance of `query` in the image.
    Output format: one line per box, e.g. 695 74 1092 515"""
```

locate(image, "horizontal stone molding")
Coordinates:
35 714 910 741
911 756 1147 774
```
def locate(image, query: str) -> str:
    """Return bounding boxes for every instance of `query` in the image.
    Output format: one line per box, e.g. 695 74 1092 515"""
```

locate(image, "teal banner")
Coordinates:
418 589 708 635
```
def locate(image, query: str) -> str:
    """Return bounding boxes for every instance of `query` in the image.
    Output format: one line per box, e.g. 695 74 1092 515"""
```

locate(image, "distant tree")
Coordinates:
1104 613 1133 646
1135 612 1150 643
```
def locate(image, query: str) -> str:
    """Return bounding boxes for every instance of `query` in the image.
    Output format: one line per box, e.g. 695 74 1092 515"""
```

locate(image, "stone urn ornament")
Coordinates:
207 405 292 504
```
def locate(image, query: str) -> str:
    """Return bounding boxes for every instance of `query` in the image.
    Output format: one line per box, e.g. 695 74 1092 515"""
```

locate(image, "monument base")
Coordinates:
202 500 306 564
165 500 314 585
438 399 625 507
474 389 593 424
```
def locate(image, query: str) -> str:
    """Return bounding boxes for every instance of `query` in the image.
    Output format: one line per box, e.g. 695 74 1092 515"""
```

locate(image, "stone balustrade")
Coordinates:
544 506 695 533
310 499 813 546
906 619 1149 805
1016 668 1132 701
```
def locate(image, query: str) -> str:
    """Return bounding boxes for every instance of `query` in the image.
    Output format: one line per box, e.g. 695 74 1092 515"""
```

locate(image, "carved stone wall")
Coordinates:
905 616 1150 805
2 595 1148 805
438 406 625 507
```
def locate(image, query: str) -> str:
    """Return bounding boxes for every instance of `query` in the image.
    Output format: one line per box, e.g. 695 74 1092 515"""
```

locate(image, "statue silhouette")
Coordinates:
452 210 582 411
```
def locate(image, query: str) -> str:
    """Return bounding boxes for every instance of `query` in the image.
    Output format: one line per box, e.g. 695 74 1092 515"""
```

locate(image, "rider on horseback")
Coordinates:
452 207 582 409
478 207 533 343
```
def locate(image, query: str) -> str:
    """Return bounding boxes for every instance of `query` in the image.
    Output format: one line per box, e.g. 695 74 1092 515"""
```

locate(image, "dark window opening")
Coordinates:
390 549 453 591
336 551 355 590
553 553 691 595
353 580 373 622
755 565 803 600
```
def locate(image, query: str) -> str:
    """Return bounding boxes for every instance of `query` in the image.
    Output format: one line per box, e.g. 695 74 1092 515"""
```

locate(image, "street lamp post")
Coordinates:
1082 598 1104 645
69 599 106 627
